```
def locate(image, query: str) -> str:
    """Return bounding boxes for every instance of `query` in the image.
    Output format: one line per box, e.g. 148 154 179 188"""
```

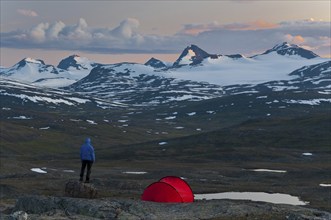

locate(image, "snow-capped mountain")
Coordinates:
0 58 74 87
64 63 224 105
173 44 218 67
255 42 319 59
1 42 330 106
163 43 327 87
0 58 61 79
57 54 96 71
56 54 98 81
0 55 96 87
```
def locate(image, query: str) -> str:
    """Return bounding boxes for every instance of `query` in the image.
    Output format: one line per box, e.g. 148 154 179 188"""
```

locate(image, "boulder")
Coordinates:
64 180 97 199
10 211 28 220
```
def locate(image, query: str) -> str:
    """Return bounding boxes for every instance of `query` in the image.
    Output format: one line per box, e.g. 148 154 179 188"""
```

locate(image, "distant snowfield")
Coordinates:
1 91 88 106
194 192 308 205
284 99 331 105
161 55 328 86
320 183 331 187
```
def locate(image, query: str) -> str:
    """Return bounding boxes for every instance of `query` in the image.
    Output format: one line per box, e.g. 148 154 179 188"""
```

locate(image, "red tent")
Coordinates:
141 176 194 203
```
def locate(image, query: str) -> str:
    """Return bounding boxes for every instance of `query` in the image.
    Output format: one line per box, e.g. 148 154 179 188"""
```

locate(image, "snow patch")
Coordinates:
122 171 147 175
63 170 75 173
302 152 313 156
284 99 331 105
11 116 32 120
118 120 129 123
39 127 50 130
165 116 176 120
86 120 97 125
31 168 47 174
250 169 287 173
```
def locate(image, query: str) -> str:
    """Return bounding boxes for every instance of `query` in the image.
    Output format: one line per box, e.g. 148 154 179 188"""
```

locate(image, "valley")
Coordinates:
0 42 330 219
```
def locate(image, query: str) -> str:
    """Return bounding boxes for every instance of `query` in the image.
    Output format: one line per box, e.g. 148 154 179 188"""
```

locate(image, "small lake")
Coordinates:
194 192 308 205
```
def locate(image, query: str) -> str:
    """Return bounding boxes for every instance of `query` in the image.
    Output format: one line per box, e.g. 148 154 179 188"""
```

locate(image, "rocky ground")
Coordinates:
1 195 331 220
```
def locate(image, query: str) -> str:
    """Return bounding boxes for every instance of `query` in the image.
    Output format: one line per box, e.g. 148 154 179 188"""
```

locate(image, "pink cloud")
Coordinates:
224 20 279 30
284 34 305 45
180 20 279 35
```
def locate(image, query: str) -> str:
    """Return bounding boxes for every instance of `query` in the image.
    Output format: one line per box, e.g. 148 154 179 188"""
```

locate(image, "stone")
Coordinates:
64 180 97 199
11 211 28 220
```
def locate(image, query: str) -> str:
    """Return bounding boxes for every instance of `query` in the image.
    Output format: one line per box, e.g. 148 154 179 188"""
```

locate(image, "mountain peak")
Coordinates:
145 57 167 69
260 42 319 59
21 57 45 65
173 45 213 67
271 42 294 50
16 58 46 69
57 55 93 70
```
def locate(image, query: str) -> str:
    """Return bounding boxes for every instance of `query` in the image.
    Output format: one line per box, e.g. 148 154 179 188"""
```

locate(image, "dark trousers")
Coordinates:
80 160 93 181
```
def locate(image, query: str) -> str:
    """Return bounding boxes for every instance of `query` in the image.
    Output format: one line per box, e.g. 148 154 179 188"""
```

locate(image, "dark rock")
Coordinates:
64 180 97 199
173 45 215 67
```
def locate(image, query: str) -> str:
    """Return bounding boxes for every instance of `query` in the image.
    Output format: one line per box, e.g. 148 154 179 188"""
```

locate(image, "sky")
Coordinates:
0 0 330 67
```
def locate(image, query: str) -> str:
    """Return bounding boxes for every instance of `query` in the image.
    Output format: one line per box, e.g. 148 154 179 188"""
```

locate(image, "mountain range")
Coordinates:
0 42 330 107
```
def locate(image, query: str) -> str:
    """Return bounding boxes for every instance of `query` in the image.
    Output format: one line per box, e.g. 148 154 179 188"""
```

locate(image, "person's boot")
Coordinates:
85 179 89 183
79 177 83 182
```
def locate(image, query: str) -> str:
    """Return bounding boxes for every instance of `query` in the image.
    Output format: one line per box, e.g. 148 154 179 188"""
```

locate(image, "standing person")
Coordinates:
79 138 95 183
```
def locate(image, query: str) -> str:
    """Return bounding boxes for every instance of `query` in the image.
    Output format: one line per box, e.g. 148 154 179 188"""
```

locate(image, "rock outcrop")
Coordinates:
6 195 331 220
64 180 97 199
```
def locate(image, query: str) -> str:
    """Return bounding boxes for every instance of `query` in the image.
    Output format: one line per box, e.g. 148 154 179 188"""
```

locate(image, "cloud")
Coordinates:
284 34 305 45
179 21 220 36
46 21 66 39
111 18 140 39
0 18 330 58
29 23 49 42
178 20 278 36
223 20 279 30
17 9 38 17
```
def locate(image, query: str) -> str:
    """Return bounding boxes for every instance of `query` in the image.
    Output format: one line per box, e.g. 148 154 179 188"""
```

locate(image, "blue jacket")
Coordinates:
80 138 95 162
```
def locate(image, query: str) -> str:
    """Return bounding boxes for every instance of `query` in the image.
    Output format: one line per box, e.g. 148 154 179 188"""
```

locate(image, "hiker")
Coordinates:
79 137 95 183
